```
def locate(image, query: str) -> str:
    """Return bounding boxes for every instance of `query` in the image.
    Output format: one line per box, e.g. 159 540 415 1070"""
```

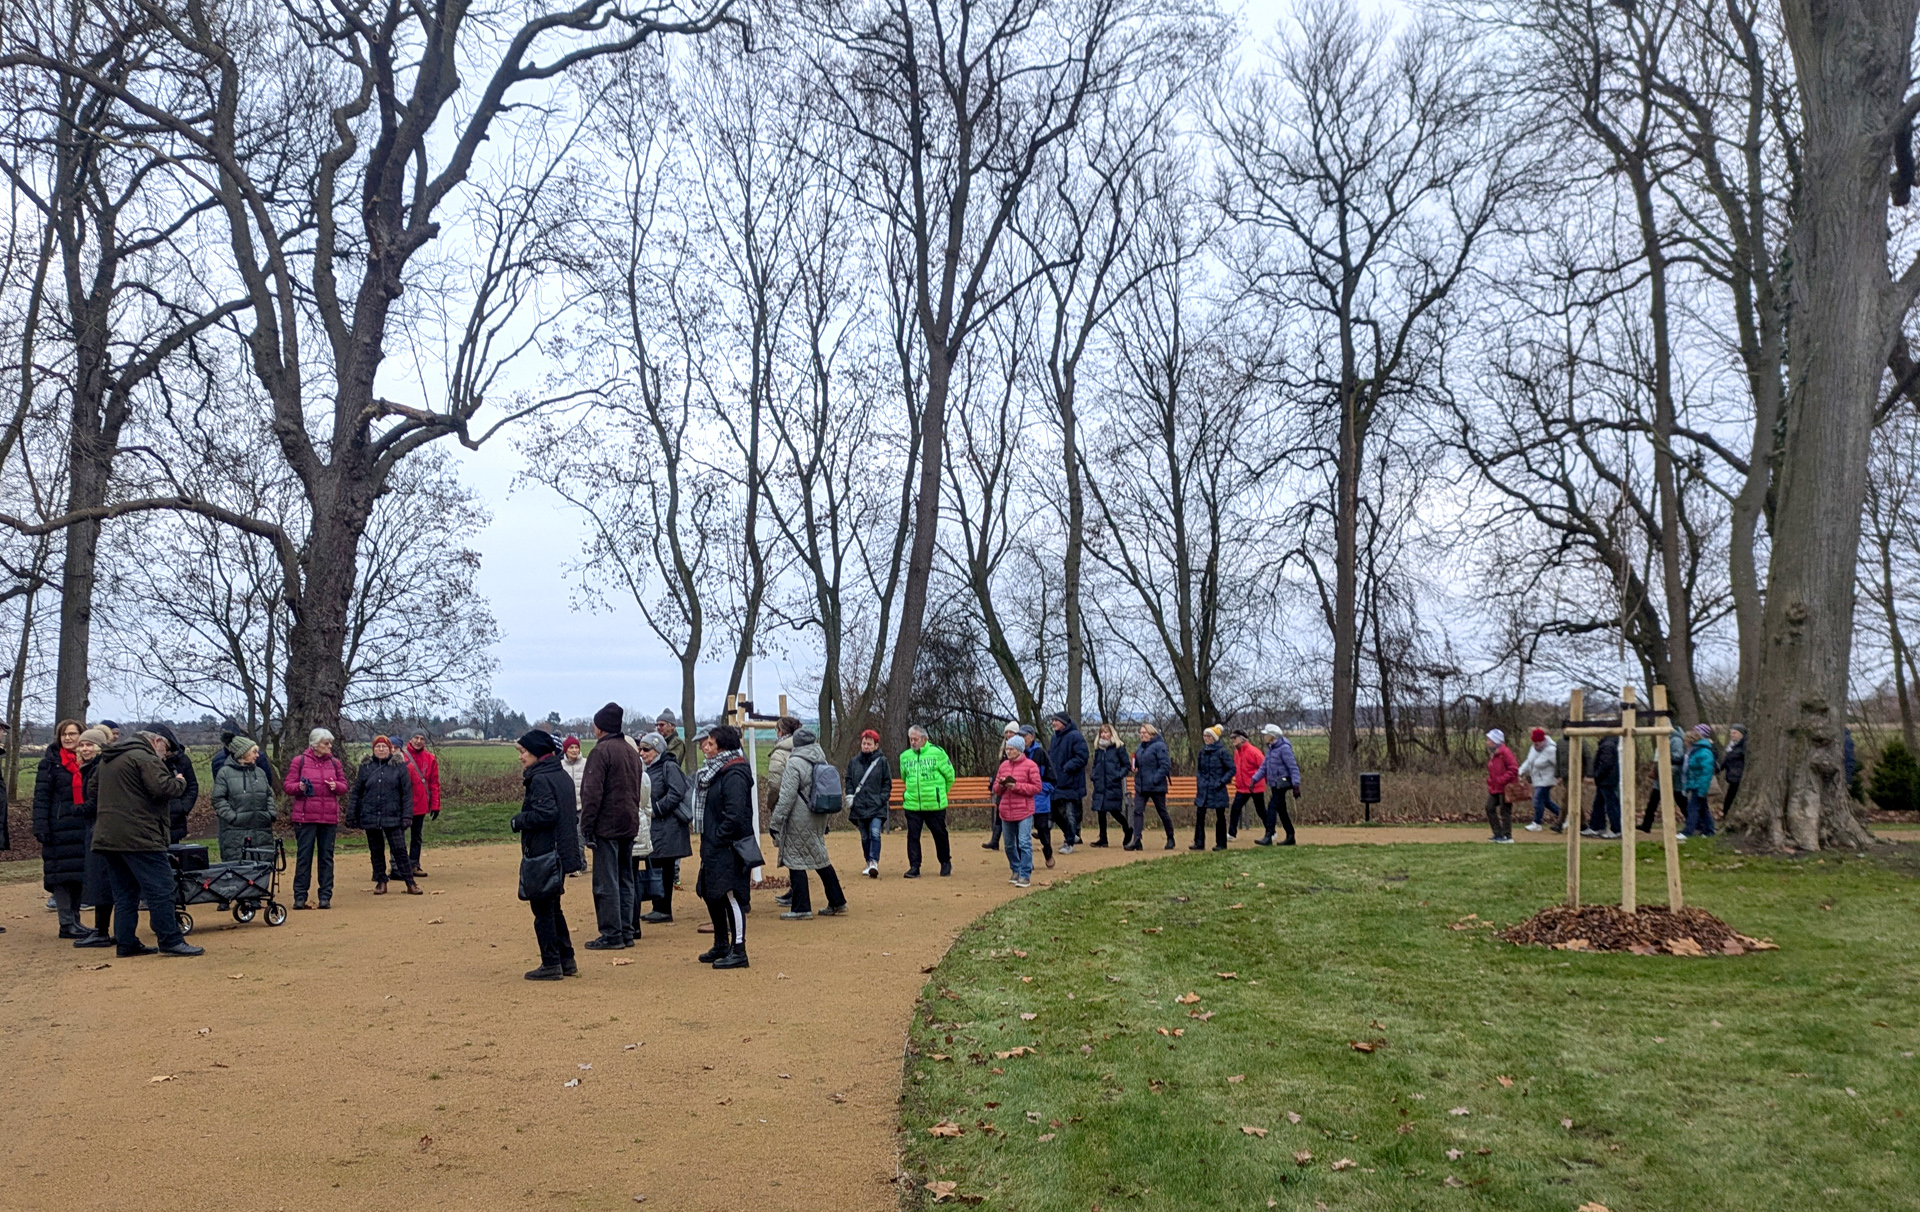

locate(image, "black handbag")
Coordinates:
732 834 765 868
518 851 562 901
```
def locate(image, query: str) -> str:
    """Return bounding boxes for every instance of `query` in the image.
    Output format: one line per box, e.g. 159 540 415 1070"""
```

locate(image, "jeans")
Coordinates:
647 856 678 920
1130 791 1172 843
1004 816 1034 881
788 866 845 913
905 810 950 871
1194 803 1227 848
103 850 185 950
856 816 884 865
1053 796 1082 845
1589 783 1621 833
529 893 573 967
591 836 637 940
1683 793 1716 836
408 814 426 868
1484 793 1512 839
368 826 414 883
1531 784 1560 825
294 823 337 905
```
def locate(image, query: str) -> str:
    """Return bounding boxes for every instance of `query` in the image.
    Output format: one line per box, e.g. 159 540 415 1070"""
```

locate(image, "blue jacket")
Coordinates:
1090 741 1130 813
1133 735 1171 795
1026 741 1053 814
1048 714 1090 798
1682 737 1717 796
1259 735 1301 791
1195 739 1232 808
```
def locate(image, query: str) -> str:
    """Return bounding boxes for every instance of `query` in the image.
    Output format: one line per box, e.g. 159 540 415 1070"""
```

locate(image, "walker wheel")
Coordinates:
264 901 288 927
176 910 194 937
233 904 257 924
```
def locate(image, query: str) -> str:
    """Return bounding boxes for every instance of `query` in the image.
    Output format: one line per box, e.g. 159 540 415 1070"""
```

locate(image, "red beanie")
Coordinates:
563 734 581 752
1530 728 1546 743
861 729 881 743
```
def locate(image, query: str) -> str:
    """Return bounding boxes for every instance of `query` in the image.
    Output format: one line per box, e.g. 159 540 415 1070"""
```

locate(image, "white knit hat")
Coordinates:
1485 729 1504 745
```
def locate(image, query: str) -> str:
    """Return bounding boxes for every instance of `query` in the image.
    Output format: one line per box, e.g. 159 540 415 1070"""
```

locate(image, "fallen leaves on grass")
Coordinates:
1013 950 1028 958
1241 1125 1269 1138
925 1180 957 1202
1445 1149 1463 1161
1228 1074 1245 1083
1020 1013 1038 1021
1331 1158 1357 1171
1449 1107 1470 1116
928 1120 964 1138
1443 1176 1464 1188
1502 904 1775 955
1577 1204 1611 1212
1153 1028 1185 1038
1227 903 1245 910
1142 927 1162 934
1215 971 1238 980
1495 1075 1514 1088
1561 1118 1574 1129
1176 992 1202 1005
993 1046 1038 1059
1349 1041 1376 1053
1038 1132 1056 1142
1293 1150 1314 1165
1287 1111 1302 1124
1189 1010 1215 1021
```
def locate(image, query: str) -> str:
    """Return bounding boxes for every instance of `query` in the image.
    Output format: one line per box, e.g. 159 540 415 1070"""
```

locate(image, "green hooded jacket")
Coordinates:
898 742 955 813
91 735 186 853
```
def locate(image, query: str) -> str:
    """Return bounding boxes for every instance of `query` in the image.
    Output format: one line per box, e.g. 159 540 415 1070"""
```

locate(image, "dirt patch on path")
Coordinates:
0 821 1750 1211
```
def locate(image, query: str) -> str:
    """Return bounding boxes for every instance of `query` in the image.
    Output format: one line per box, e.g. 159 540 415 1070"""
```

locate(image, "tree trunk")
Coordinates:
281 490 371 743
1732 0 1913 849
1328 381 1360 776
1061 385 1085 723
883 347 950 756
5 564 39 801
52 434 112 722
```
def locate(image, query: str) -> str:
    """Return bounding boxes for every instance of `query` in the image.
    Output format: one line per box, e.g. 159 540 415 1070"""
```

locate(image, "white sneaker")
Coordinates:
1675 832 1689 841
1579 828 1599 837
1524 822 1543 832
1601 830 1621 839
1059 844 1075 854
1494 837 1515 844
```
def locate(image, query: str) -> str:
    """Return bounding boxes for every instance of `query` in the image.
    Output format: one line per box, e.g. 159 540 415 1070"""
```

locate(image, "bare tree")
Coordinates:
1859 408 1920 753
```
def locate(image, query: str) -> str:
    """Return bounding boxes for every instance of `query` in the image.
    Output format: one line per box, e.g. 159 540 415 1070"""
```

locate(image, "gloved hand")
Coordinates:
300 779 314 796
429 809 440 821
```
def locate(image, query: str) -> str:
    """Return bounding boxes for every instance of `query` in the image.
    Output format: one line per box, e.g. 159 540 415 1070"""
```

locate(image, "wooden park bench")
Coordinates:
883 774 1203 829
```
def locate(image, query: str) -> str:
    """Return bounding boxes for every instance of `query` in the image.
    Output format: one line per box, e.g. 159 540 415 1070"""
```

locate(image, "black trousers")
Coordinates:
1194 803 1228 848
788 866 845 912
706 891 746 950
103 850 185 949
1053 796 1083 845
1229 791 1266 837
906 810 950 871
645 856 678 920
1721 779 1741 818
408 814 426 868
1639 766 1682 831
1091 801 1130 843
294 823 337 905
368 825 414 883
529 893 573 967
1131 791 1173 843
985 815 1002 849
1033 812 1053 861
591 836 636 941
1262 787 1296 839
1484 793 1512 839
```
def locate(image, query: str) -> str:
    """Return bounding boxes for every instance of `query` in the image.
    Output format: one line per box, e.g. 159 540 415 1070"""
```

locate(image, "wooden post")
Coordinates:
1619 685 1638 913
1566 689 1584 907
1651 685 1684 910
779 693 789 720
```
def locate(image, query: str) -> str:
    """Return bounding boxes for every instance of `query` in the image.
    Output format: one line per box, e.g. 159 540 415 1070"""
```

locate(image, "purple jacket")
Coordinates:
1260 735 1302 792
285 749 348 825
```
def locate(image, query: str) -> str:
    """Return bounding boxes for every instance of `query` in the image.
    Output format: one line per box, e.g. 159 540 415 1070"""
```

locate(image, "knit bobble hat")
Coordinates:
1694 723 1713 737
517 729 557 758
1531 728 1547 743
636 731 666 754
371 734 393 749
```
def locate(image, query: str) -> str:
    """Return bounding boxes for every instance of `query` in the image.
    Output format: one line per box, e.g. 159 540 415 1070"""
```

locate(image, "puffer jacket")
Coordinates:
1519 739 1559 788
1195 738 1232 808
1232 740 1267 794
511 752 586 874
285 749 348 825
993 753 1042 821
92 737 185 853
1133 735 1171 795
212 756 277 860
1486 744 1519 794
646 752 694 860
770 729 832 872
764 734 795 811
1260 734 1301 792
845 750 891 822
1591 735 1620 791
32 746 91 887
1718 736 1745 784
898 742 955 812
694 757 756 899
1090 740 1130 814
1048 714 1089 798
348 752 414 830
1027 741 1053 814
1683 736 1718 796
404 743 440 816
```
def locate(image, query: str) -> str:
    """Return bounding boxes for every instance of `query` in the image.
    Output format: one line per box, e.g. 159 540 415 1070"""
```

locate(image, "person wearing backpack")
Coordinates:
770 727 846 919
846 729 892 878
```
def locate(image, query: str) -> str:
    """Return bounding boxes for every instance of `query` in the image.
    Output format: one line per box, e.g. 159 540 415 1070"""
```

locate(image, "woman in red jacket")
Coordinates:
994 737 1042 888
285 729 348 908
404 732 441 877
1484 729 1519 844
1227 730 1267 841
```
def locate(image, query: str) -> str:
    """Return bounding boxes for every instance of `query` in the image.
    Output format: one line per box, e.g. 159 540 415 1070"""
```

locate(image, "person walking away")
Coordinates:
994 735 1042 887
1088 724 1132 847
1193 726 1233 850
1256 724 1301 845
1227 730 1267 842
580 703 648 949
1638 723 1686 833
350 735 420 895
846 729 892 877
32 720 90 937
1718 725 1745 819
92 729 204 956
655 709 690 771
1519 729 1563 833
639 731 692 924
771 727 846 919
212 736 277 863
1582 734 1622 838
1048 713 1089 853
513 730 585 979
403 731 440 876
1679 724 1718 839
285 728 348 909
1022 725 1057 869
147 723 197 844
898 725 956 877
1484 729 1518 843
693 725 755 969
72 727 116 947
1129 723 1176 850
765 718 800 906
982 722 1020 851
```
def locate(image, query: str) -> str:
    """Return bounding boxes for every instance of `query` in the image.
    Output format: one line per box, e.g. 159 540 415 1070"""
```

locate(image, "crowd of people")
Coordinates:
1478 721 1751 843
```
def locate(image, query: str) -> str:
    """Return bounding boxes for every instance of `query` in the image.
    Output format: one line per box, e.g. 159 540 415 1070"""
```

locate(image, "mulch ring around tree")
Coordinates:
1500 904 1779 956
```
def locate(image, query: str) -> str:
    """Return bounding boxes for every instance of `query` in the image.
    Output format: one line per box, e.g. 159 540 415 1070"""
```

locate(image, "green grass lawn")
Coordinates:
900 841 1920 1211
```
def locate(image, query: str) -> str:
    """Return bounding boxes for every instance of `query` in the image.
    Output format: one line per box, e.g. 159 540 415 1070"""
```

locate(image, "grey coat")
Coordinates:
769 730 832 872
212 760 277 860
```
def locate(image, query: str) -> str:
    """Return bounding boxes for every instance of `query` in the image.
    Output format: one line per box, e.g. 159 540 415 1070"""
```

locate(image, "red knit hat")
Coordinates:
1530 728 1546 743
563 734 582 752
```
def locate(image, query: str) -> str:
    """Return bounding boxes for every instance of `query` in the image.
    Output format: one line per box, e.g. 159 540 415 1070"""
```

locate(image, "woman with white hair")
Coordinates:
284 728 348 908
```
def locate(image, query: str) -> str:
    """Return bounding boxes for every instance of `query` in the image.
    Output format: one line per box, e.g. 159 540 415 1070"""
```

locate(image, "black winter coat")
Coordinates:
1719 737 1746 784
846 750 892 822
32 749 91 887
349 754 414 830
1591 736 1619 790
1134 736 1172 795
166 750 199 843
1049 716 1090 799
1196 740 1232 808
695 758 756 900
1090 743 1130 814
646 754 694 861
512 754 586 874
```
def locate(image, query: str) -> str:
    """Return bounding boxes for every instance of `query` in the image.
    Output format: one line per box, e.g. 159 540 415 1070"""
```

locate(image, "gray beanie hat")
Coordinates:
636 731 667 754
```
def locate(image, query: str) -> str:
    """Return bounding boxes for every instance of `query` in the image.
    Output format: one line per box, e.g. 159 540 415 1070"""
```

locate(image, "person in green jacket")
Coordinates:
898 724 954 879
213 736 278 863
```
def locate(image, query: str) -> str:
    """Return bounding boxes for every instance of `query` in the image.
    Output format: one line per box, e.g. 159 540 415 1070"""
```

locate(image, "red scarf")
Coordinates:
58 746 84 804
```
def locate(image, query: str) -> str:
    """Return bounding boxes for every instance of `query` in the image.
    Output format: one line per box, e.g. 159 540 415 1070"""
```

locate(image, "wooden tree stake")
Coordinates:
1566 688 1584 907
1620 685 1638 913
1652 685 1684 910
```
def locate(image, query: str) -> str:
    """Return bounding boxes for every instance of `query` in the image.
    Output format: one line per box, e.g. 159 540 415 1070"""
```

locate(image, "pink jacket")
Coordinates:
993 755 1042 822
285 749 349 825
405 744 441 816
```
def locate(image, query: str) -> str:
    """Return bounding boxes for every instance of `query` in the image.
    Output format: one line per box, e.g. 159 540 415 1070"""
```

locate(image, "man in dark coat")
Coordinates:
92 731 204 956
639 731 692 924
1048 713 1089 852
145 723 199 844
1583 735 1622 837
694 724 755 970
580 702 645 950
512 729 585 980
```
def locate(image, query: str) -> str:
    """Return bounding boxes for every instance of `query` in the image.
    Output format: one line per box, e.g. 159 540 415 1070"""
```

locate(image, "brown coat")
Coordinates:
579 733 647 842
91 736 186 853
